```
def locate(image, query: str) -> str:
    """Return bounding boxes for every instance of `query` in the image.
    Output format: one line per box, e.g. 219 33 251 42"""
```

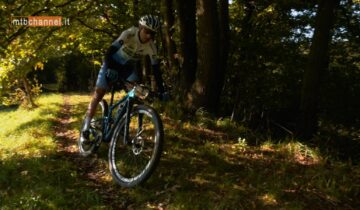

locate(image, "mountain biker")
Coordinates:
81 15 168 143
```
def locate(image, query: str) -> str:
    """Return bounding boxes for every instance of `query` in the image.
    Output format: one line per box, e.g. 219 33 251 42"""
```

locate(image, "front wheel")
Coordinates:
78 100 108 157
108 104 164 187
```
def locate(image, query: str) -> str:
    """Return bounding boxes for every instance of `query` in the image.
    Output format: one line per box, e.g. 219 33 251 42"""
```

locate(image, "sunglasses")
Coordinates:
143 28 156 37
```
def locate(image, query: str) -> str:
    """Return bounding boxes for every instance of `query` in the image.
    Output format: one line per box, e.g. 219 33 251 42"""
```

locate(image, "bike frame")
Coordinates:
102 86 140 144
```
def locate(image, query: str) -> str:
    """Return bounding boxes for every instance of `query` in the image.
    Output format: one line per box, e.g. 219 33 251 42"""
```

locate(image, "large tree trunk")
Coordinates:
175 0 197 97
299 0 340 139
187 0 220 113
161 0 177 72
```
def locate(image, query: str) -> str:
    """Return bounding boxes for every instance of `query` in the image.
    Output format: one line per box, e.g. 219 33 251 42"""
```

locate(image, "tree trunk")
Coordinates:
22 77 36 108
218 0 230 109
299 0 340 139
175 0 197 97
188 0 220 113
161 0 177 72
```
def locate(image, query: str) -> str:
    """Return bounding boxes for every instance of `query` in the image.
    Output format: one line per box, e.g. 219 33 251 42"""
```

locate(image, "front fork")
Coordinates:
123 100 143 145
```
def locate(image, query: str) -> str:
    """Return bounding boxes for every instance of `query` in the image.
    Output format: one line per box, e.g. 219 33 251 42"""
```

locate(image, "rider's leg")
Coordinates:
82 62 109 134
82 87 106 131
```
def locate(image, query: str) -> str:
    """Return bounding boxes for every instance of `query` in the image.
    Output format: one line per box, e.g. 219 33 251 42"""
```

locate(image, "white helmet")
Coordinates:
139 15 160 32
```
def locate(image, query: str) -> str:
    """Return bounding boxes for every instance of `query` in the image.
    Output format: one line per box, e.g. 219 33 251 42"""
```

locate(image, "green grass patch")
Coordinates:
0 94 61 159
0 94 105 209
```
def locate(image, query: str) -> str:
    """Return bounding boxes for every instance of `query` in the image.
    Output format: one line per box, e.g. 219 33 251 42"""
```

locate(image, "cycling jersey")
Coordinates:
111 26 159 65
97 26 164 92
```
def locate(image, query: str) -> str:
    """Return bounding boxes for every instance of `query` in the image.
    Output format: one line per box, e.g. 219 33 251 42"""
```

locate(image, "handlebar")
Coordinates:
123 81 159 101
117 79 170 102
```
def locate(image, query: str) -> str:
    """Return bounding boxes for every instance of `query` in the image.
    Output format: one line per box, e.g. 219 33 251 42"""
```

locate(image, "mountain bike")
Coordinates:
78 82 164 188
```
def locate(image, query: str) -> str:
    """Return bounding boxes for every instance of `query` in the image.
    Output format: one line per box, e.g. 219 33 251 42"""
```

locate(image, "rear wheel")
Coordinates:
108 104 164 187
78 100 108 157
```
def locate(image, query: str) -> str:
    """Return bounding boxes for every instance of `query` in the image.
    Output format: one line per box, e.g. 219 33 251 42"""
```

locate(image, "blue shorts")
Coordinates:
96 62 139 90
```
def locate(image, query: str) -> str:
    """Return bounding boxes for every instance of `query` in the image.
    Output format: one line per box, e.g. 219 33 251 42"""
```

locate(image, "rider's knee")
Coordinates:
94 88 106 102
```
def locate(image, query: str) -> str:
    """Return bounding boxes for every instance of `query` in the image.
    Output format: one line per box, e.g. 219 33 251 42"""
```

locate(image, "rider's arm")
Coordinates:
105 45 121 66
105 27 133 67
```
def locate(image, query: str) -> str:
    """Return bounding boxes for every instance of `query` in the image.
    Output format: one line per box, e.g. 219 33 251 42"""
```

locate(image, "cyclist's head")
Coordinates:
139 15 160 32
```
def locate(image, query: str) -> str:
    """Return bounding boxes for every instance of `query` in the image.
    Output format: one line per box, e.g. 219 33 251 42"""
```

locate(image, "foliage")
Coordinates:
319 2 360 126
1 77 42 107
214 0 360 141
0 0 166 104
223 2 310 122
33 50 97 92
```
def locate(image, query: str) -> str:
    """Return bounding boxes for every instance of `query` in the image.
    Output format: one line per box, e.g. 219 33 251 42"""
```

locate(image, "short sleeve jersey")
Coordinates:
111 26 158 65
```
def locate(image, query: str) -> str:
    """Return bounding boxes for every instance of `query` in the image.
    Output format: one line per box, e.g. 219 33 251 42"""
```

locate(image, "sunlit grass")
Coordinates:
260 140 322 165
0 93 105 209
259 193 278 206
0 94 62 159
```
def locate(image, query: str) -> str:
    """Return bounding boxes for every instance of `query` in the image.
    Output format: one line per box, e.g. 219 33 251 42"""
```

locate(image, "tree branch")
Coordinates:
75 18 117 39
102 11 119 31
31 0 78 16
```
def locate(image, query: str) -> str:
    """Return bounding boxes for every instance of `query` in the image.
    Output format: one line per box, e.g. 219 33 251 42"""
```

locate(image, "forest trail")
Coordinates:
53 95 130 208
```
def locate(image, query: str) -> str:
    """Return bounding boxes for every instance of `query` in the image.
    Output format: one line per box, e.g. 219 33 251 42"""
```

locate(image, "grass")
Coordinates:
0 92 359 209
0 95 60 159
0 94 105 209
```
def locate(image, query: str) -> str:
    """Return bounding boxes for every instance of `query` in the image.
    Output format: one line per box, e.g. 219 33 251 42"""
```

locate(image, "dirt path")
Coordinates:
53 95 78 155
53 95 129 208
